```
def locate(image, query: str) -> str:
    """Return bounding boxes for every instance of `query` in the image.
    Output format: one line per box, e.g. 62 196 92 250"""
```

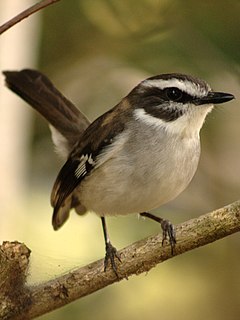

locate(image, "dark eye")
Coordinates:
164 87 183 101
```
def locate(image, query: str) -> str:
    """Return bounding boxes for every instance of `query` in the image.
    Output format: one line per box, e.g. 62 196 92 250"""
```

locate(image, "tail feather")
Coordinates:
3 69 90 230
3 69 90 153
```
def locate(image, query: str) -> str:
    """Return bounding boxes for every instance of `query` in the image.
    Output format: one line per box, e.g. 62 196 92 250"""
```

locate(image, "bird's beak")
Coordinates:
195 91 235 105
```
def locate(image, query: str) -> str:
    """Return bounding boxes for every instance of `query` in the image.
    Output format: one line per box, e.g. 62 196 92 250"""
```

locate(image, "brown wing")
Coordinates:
51 98 131 229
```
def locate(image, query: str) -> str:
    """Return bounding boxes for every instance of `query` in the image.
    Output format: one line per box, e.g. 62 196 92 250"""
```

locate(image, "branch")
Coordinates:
1 200 240 319
0 242 31 320
0 0 61 35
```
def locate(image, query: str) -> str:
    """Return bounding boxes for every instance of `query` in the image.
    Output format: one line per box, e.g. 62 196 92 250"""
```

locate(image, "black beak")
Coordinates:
195 91 235 105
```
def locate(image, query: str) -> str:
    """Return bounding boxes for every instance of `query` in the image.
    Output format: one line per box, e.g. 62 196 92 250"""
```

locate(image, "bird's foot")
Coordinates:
104 241 121 278
140 212 176 255
160 218 176 255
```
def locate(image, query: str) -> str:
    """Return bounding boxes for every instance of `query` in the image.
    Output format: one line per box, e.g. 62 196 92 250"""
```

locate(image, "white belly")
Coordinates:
78 126 200 216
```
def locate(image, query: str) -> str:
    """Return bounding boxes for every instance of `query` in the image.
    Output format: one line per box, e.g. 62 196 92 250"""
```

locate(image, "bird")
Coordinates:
3 69 234 277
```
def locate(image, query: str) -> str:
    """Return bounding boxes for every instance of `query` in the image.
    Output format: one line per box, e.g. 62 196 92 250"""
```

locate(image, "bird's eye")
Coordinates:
164 87 183 101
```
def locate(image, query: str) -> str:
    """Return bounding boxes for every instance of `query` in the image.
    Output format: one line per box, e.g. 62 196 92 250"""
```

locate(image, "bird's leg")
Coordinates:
101 216 121 277
140 212 176 255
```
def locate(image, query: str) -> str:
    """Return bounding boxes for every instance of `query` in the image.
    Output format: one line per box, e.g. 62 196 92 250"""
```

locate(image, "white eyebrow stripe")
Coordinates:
142 79 210 98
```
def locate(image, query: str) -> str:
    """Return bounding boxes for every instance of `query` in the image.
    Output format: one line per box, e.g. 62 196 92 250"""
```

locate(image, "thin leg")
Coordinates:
140 212 176 255
101 216 121 277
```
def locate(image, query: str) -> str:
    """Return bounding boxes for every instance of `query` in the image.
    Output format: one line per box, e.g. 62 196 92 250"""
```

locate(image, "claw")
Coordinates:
160 219 176 255
140 212 177 255
104 241 121 278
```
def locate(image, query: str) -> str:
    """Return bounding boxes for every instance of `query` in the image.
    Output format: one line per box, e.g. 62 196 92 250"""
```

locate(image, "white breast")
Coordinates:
78 119 201 216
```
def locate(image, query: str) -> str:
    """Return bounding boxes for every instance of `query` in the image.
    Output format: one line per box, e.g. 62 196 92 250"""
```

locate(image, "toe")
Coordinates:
104 242 121 277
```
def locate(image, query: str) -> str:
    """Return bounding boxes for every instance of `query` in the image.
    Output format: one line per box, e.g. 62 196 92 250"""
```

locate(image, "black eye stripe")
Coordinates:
164 87 183 101
144 104 184 122
128 85 200 122
135 86 195 122
141 86 195 104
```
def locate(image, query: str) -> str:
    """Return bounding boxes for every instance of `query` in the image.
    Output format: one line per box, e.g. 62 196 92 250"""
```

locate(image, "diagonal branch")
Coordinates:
0 200 240 319
0 0 61 35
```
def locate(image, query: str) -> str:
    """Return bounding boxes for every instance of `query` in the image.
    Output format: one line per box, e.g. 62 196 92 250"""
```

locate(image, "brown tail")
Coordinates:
3 69 90 151
3 69 90 228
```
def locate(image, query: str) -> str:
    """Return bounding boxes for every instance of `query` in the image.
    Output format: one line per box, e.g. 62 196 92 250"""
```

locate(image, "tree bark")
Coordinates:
0 200 239 320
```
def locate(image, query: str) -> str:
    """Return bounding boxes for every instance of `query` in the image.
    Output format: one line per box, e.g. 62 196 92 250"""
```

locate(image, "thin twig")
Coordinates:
0 0 61 35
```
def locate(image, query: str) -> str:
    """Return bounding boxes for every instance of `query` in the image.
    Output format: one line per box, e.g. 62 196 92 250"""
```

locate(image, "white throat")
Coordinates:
134 104 213 139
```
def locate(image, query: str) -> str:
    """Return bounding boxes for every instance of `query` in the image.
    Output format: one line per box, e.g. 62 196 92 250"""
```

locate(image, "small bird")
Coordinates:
3 69 234 276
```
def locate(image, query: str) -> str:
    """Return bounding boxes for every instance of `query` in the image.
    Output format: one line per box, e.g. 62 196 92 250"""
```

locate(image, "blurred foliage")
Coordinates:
5 0 240 319
39 0 240 75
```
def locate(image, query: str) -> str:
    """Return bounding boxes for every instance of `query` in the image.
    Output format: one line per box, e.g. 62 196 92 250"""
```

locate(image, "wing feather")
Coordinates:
51 98 131 229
